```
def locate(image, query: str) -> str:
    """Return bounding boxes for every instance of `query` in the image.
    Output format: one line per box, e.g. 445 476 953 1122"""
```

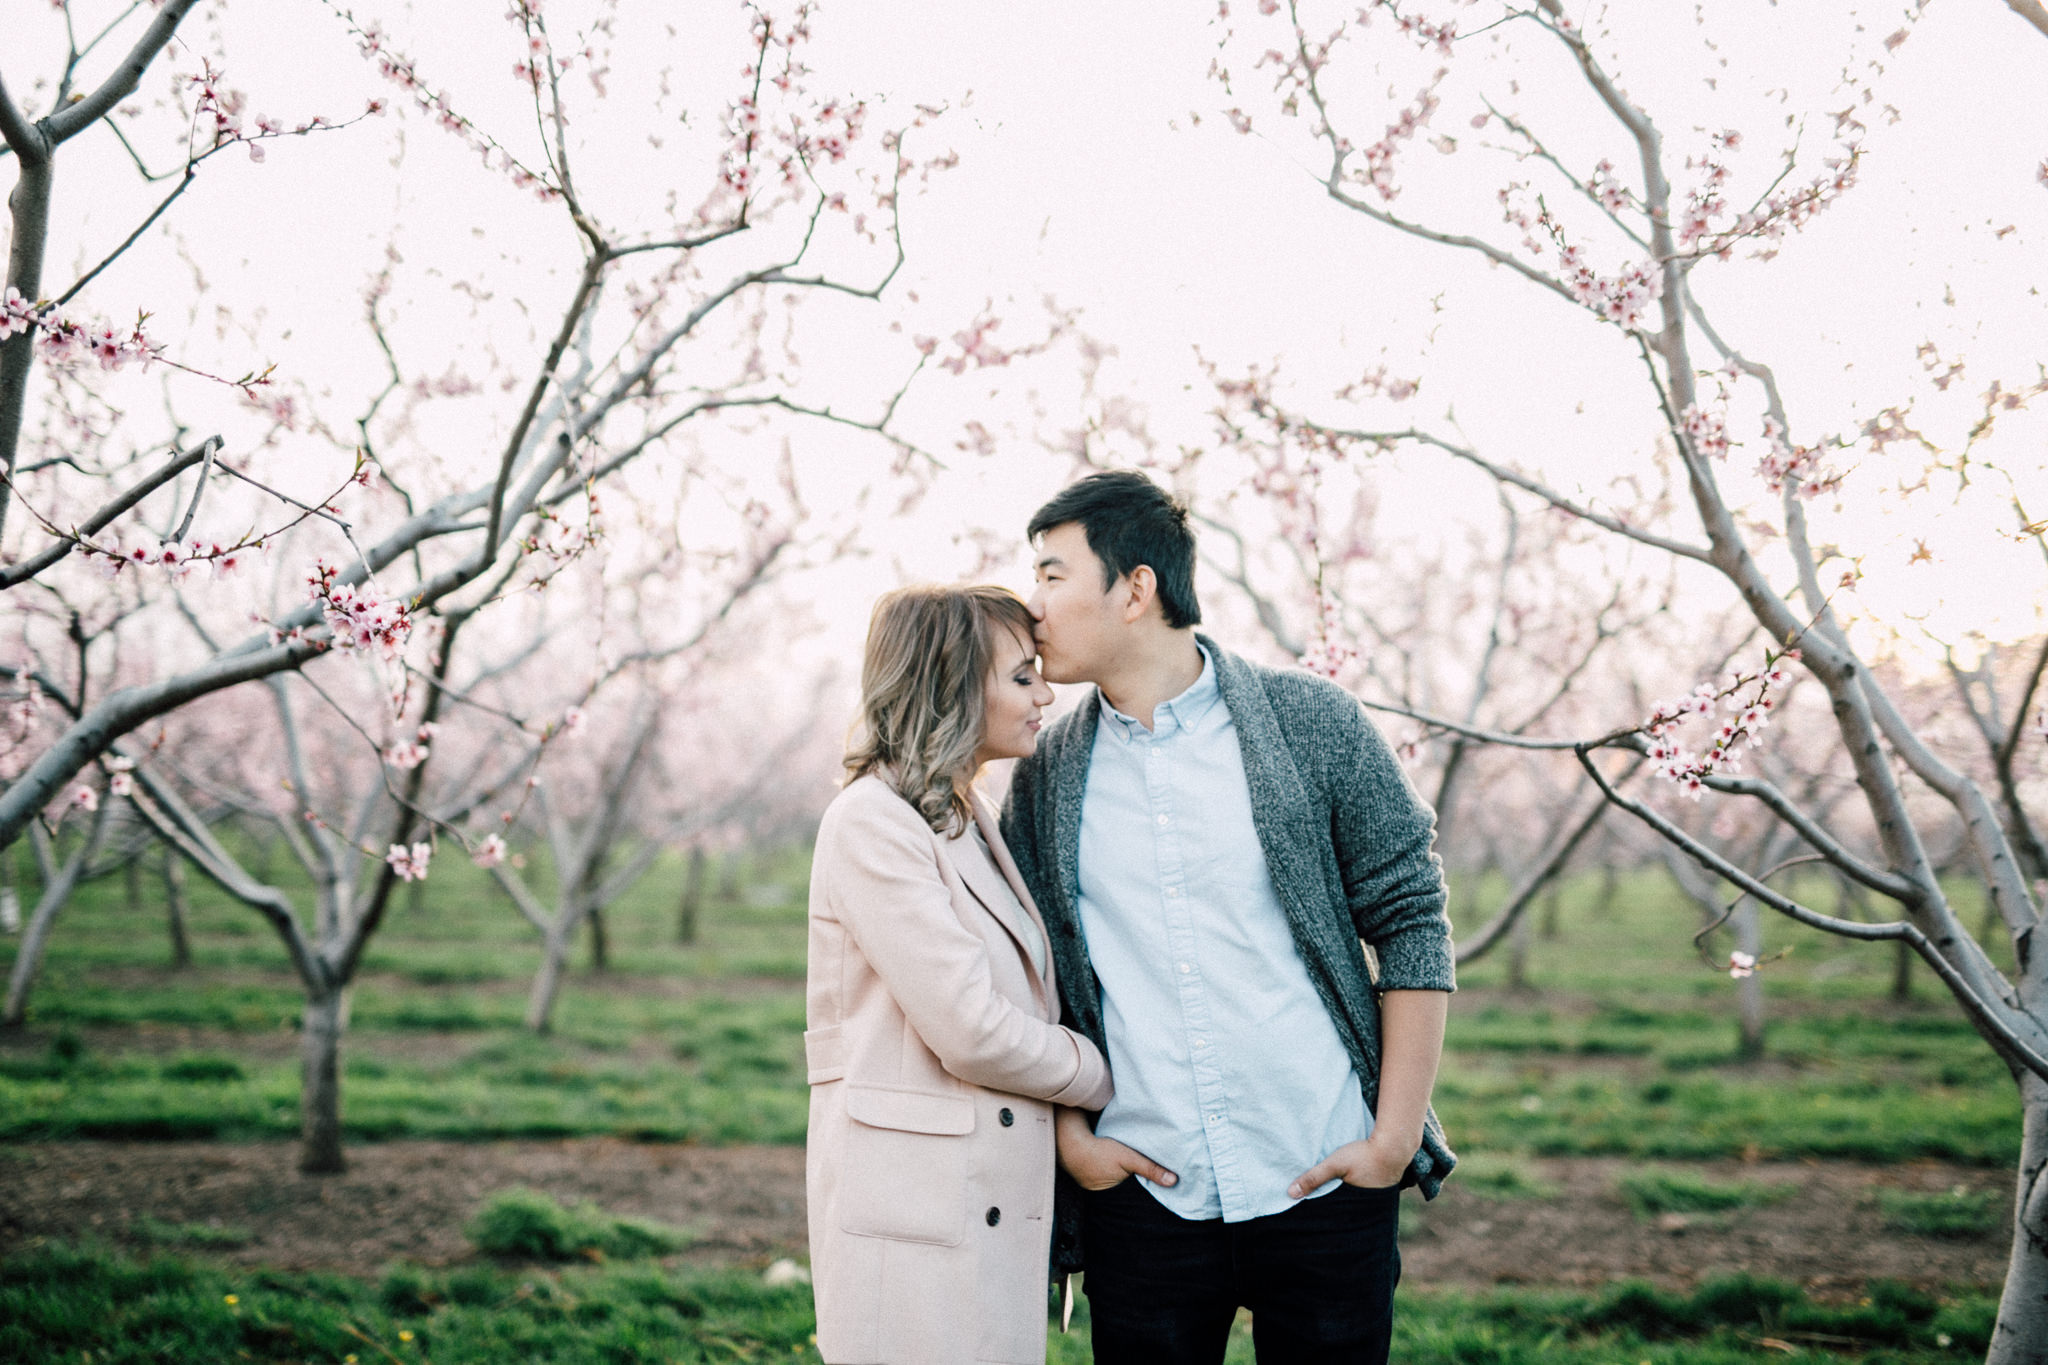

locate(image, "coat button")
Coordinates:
985 1206 1001 1227
999 1108 1015 1127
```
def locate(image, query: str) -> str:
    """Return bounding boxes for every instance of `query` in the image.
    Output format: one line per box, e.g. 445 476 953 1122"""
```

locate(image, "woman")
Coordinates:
804 584 1114 1365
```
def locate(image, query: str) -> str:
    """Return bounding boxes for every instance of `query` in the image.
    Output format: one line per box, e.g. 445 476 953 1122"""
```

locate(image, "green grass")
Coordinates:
466 1188 695 1261
1617 1168 1792 1218
1448 1151 1560 1200
0 851 2024 1167
130 1215 254 1250
1878 1187 2001 1239
0 1242 2001 1364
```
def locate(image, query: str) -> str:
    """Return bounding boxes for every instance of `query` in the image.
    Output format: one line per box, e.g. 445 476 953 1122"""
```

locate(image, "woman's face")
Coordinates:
975 625 1056 766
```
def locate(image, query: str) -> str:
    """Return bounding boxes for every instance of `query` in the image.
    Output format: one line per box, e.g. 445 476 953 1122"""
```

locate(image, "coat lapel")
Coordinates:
944 799 1050 1013
971 793 1059 1004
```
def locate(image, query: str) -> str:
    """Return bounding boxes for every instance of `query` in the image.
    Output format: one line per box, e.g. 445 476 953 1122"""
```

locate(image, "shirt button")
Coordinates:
1177 962 1190 974
986 1206 1002 1226
1166 887 1182 898
1193 1038 1206 1048
1156 814 1170 827
1206 1114 1221 1125
999 1108 1015 1127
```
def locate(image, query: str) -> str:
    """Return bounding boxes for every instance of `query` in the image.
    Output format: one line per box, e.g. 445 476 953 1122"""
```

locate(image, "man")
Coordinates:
1000 469 1456 1365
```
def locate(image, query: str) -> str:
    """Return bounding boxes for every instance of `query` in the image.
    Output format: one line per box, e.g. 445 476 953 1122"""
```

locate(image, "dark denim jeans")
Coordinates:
1080 1177 1402 1365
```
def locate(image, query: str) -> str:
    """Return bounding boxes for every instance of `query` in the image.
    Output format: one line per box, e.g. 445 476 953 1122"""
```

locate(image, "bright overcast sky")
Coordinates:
11 0 2047 681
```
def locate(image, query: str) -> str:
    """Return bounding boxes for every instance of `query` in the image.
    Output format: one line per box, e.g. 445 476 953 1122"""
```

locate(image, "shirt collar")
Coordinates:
1099 642 1220 740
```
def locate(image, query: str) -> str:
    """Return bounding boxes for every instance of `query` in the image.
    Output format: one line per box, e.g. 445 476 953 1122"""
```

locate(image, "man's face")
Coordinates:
1028 522 1126 685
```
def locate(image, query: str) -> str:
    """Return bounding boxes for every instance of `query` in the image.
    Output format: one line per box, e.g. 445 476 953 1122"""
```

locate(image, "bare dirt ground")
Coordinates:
0 1140 2011 1291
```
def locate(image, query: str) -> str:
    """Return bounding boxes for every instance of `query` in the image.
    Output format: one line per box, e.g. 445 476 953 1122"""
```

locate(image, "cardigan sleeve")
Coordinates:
1327 698 1456 993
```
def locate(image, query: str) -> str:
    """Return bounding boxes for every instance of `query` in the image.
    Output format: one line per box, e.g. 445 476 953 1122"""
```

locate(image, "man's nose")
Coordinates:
1026 589 1047 620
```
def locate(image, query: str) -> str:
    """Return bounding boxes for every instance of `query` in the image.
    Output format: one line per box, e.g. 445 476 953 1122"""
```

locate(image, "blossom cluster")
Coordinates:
1351 82 1443 203
184 58 351 164
385 841 432 882
1756 415 1839 498
1641 651 1796 798
1557 244 1662 331
79 536 260 582
383 721 439 771
1497 187 1664 331
1335 364 1420 404
339 10 561 200
306 559 414 664
716 7 871 204
1586 158 1633 214
1676 127 1863 262
3 288 163 372
1680 403 1730 461
1298 586 1360 680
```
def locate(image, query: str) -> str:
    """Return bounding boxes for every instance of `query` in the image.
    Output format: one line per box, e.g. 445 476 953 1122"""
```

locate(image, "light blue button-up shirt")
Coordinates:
1077 645 1371 1222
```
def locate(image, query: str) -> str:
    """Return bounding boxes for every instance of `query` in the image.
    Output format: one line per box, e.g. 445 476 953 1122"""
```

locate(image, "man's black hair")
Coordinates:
1027 470 1202 629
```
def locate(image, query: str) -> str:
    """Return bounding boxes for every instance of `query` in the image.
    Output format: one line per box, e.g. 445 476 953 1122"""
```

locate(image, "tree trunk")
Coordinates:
1988 1073 2048 1365
717 851 741 903
2 884 63 1027
164 852 191 971
1538 880 1562 940
526 926 572 1032
1593 861 1620 919
299 988 347 1175
0 845 19 934
1734 898 1765 1061
406 874 427 916
1 826 98 1027
1506 899 1532 991
587 905 608 972
1892 937 1914 1003
677 845 707 944
125 854 144 916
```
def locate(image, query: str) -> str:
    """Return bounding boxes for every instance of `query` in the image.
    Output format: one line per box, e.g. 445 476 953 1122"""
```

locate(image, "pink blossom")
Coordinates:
472 834 508 869
385 841 432 882
1728 951 1757 979
70 784 100 812
561 706 585 733
383 740 430 770
0 286 36 339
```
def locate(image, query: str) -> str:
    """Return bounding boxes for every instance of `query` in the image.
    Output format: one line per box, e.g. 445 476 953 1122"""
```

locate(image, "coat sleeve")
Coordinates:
824 791 1112 1109
1327 698 1456 993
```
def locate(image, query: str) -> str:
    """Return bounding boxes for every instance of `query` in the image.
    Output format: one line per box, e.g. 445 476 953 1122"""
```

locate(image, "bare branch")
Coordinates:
1455 782 1613 964
2003 0 2048 40
44 0 204 145
1576 743 2048 1078
1 436 217 588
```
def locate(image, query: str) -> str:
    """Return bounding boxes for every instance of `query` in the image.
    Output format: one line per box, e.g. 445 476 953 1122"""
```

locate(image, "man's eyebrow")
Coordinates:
1034 554 1064 570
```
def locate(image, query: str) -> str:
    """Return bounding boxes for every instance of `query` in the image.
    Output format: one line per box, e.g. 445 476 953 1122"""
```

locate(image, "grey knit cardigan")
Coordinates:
1000 636 1457 1265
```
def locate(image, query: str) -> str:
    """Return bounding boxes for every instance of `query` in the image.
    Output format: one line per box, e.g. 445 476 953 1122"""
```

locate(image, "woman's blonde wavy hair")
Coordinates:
844 584 1038 834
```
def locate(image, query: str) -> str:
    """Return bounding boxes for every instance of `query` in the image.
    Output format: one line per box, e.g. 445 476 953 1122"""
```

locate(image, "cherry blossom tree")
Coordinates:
2 0 945 850
3 0 956 1173
1206 2 2048 1355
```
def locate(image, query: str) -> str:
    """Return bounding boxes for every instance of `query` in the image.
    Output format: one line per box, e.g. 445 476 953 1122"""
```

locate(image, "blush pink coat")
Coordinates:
804 774 1113 1365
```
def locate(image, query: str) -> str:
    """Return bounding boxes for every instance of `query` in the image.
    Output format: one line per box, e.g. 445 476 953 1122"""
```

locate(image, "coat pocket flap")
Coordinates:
804 1025 845 1084
844 1084 975 1135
